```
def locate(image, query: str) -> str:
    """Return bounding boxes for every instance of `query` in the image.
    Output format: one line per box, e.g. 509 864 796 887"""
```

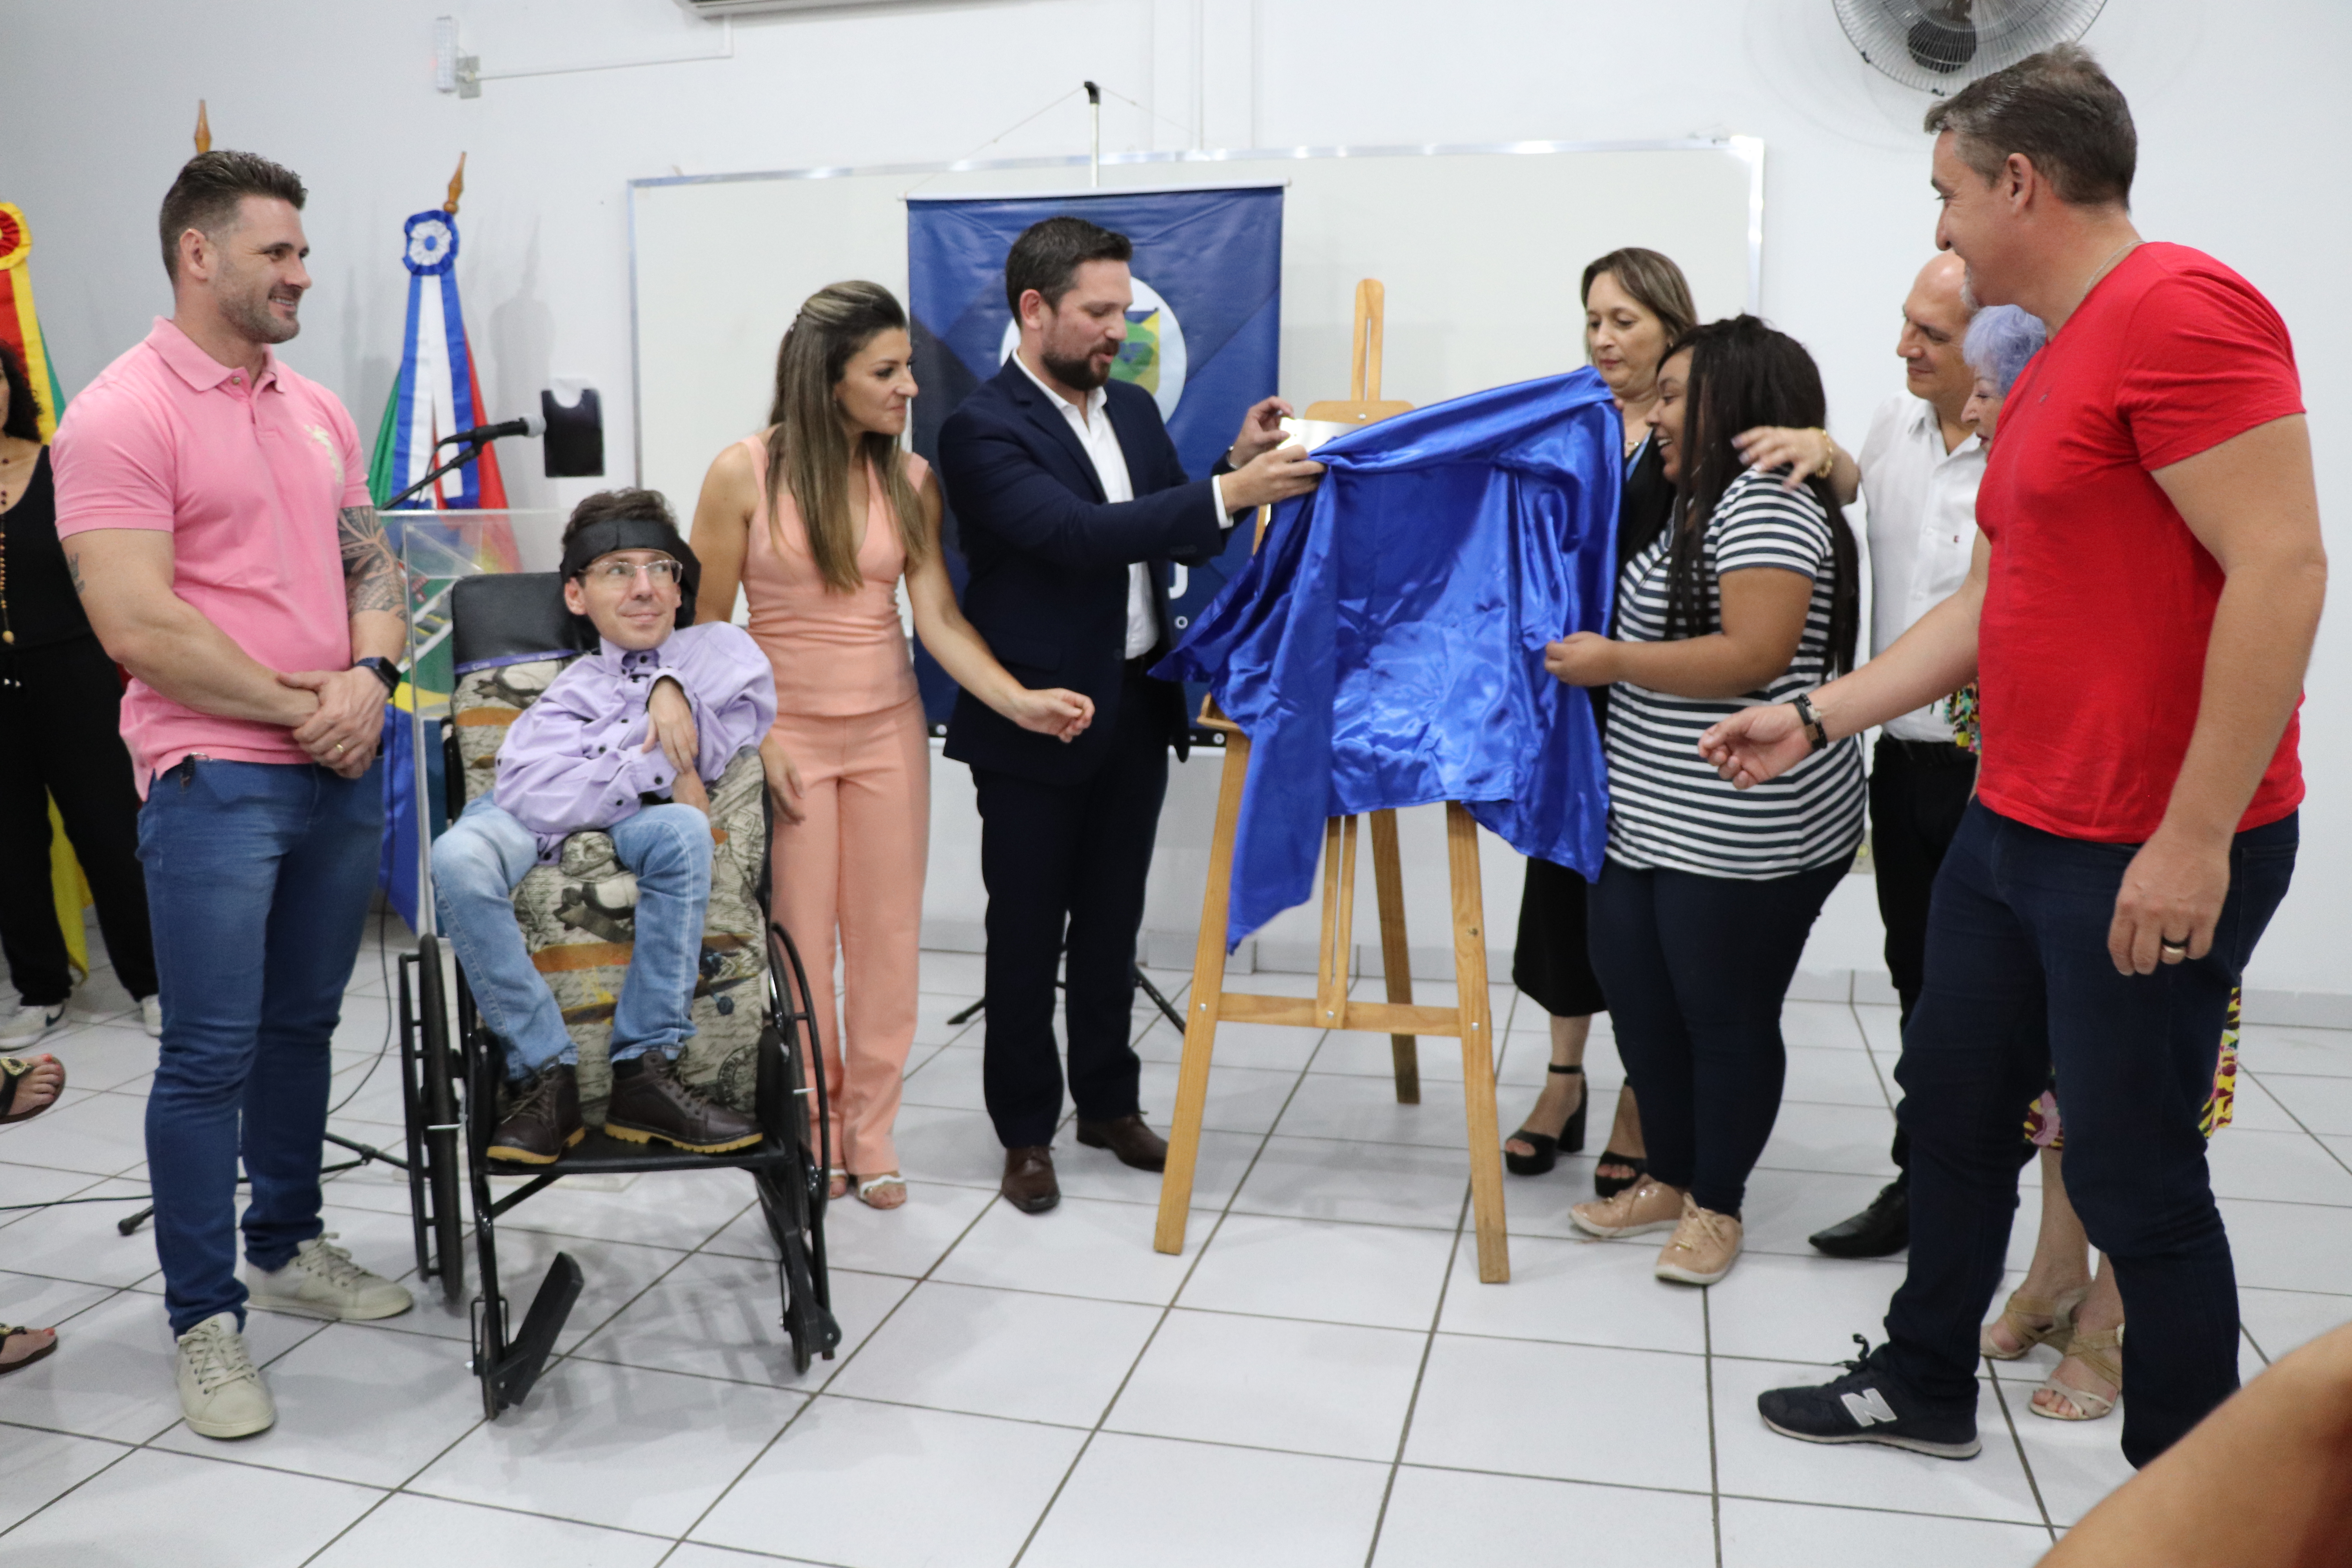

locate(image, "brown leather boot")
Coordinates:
1000 1146 1060 1214
487 1064 584 1165
602 1051 761 1154
1076 1114 1168 1172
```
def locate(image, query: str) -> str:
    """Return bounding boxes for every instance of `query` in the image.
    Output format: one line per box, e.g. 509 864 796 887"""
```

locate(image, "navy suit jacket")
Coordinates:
937 361 1234 785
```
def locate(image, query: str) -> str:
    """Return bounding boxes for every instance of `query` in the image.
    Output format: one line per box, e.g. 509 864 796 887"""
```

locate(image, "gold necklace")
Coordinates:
2076 238 2141 314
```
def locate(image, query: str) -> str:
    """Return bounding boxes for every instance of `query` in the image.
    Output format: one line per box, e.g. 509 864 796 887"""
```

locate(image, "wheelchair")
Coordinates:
394 571 840 1419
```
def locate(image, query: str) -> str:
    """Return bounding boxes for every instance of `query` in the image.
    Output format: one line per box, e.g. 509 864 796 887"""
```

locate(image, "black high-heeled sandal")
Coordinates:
1593 1151 1649 1201
1504 1064 1587 1176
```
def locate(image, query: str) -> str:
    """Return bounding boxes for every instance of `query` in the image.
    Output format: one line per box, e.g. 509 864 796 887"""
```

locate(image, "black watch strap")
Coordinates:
354 656 401 695
1791 692 1829 753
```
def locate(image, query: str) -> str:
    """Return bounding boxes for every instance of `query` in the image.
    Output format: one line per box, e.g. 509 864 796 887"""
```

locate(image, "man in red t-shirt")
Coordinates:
1702 45 2323 1469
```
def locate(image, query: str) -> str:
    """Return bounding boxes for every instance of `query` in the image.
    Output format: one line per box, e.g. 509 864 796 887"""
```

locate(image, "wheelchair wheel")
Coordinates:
760 924 839 1375
416 935 466 1306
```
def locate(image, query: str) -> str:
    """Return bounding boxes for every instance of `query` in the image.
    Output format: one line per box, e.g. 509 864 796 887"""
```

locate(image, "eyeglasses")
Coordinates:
587 558 683 587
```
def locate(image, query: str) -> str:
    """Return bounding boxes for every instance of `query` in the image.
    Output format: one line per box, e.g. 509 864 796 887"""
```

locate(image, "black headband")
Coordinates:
559 515 702 627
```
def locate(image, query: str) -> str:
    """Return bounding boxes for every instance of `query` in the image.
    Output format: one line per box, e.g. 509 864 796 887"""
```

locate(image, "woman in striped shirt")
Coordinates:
1543 315 1865 1286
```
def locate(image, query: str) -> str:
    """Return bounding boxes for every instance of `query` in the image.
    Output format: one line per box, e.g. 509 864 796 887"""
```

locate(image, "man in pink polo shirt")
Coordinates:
54 152 416 1441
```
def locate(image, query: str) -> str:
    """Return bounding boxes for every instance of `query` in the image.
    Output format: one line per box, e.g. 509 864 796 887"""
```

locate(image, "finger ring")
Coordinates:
2160 936 2189 955
334 742 347 754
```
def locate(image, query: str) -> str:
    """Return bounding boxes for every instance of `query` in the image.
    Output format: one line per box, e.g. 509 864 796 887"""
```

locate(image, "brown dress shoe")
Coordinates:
1076 1114 1168 1173
603 1051 762 1154
1001 1145 1060 1213
487 1064 584 1165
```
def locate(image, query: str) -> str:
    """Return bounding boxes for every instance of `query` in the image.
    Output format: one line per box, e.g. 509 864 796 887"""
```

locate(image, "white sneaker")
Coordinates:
0 1001 66 1046
176 1312 276 1439
140 996 163 1038
246 1234 414 1321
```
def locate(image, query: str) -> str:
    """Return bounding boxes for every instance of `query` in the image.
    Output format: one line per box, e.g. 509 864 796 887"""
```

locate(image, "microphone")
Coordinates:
436 414 545 448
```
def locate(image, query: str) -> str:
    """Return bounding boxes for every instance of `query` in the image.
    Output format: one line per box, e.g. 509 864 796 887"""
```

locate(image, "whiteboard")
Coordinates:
628 140 1762 510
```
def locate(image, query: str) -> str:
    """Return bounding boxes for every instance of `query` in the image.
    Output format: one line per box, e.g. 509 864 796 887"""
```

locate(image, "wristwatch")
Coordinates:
353 656 401 695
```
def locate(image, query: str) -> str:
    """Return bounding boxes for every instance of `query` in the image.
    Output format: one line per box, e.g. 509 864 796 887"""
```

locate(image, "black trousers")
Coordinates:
1885 805 2295 1466
1587 855 1849 1217
0 635 158 1004
1869 735 1978 1173
1510 857 1606 1019
970 667 1170 1149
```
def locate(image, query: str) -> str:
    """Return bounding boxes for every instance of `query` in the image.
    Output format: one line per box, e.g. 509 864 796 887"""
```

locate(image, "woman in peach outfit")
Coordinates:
691 281 1092 1209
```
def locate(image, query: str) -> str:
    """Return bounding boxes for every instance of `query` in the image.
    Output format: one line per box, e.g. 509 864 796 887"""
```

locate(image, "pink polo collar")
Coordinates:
143 316 281 394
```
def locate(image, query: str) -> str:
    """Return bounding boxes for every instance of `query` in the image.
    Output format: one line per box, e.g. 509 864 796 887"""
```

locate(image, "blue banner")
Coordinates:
906 185 1283 727
376 703 446 933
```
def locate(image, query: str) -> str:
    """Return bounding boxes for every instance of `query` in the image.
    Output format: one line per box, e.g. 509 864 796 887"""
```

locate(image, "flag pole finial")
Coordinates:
194 100 212 154
443 153 466 216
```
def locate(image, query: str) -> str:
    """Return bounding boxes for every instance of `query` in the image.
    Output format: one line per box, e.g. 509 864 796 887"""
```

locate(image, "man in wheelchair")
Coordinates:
431 489 780 1163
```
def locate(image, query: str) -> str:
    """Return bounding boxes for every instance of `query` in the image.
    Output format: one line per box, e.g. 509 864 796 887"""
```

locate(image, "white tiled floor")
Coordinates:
7 915 2352 1566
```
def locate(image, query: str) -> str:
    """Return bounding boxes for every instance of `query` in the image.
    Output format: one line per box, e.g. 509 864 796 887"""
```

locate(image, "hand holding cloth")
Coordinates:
1156 370 1621 948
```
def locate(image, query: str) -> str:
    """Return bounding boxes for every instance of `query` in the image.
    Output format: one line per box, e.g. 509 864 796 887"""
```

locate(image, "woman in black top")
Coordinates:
0 340 158 1043
1504 248 1693 1194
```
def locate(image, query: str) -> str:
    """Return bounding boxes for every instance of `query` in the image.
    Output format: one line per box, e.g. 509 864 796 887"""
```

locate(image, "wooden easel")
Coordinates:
1153 281 1511 1284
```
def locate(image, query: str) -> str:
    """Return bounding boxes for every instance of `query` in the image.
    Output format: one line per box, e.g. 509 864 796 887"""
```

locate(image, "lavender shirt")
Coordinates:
494 622 778 860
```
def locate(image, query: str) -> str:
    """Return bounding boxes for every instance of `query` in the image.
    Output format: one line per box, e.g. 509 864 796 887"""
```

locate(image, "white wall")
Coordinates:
7 0 2347 1004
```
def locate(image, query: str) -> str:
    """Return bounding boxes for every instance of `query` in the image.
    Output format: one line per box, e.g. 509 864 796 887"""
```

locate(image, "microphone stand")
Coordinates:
384 434 497 510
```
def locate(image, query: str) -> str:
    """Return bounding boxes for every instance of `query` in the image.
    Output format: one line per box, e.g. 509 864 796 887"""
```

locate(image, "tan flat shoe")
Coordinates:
1980 1284 2089 1361
2032 1323 2122 1421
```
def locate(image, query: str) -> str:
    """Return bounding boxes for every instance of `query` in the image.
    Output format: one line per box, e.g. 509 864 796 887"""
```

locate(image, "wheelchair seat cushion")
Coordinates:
448 621 768 1121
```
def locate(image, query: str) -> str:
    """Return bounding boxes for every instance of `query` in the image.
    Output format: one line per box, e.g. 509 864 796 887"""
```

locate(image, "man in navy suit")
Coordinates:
938 216 1323 1214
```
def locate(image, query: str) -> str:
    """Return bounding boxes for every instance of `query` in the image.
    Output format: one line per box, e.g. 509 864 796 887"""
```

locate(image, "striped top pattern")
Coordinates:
1604 468 1866 878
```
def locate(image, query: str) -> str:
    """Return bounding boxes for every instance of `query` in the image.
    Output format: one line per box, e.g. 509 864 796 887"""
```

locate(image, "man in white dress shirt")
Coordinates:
936 216 1321 1212
1737 253 1982 1256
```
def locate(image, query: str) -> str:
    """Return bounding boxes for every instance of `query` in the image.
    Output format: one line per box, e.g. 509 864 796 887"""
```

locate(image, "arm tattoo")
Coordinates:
338 505 404 616
65 548 86 596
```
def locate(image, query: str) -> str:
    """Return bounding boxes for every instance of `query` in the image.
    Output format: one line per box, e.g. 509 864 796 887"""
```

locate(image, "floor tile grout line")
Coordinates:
1983 1358 2060 1541
659 1160 1007 1557
1701 1285 1725 1566
0 1426 145 1545
1847 995 1900 1116
1362 1173 1477 1568
1006 978 1350 1568
2238 1065 2352 1183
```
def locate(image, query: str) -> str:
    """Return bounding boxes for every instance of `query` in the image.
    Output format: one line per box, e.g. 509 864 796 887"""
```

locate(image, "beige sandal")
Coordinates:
2033 1323 2122 1421
1979 1284 2089 1361
0 1055 64 1124
856 1173 906 1210
0 1325 57 1375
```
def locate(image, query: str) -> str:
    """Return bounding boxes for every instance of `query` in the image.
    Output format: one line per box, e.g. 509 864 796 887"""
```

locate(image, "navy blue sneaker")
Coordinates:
1757 1337 1981 1459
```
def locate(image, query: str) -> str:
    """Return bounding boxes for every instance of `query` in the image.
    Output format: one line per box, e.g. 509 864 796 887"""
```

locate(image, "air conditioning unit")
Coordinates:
675 0 911 15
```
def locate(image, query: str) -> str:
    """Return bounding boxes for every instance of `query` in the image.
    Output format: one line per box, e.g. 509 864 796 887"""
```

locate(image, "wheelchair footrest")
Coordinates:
489 1252 583 1412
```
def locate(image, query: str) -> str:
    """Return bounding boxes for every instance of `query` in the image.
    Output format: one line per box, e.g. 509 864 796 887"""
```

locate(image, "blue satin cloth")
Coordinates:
1157 370 1622 948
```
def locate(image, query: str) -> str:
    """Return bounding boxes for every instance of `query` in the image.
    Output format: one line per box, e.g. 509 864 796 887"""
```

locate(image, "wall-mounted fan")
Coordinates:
1832 0 2108 96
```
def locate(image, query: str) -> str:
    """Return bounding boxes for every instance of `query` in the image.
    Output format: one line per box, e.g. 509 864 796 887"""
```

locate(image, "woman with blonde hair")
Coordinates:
691 281 1092 1209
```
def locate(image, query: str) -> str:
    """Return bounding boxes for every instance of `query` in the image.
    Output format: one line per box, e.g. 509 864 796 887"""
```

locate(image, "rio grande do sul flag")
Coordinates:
0 200 94 977
0 203 67 438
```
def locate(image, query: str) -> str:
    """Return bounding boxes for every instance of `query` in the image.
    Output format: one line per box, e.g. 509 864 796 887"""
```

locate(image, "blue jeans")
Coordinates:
1587 855 1851 1217
139 757 383 1334
430 795 711 1079
1884 801 2298 1467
